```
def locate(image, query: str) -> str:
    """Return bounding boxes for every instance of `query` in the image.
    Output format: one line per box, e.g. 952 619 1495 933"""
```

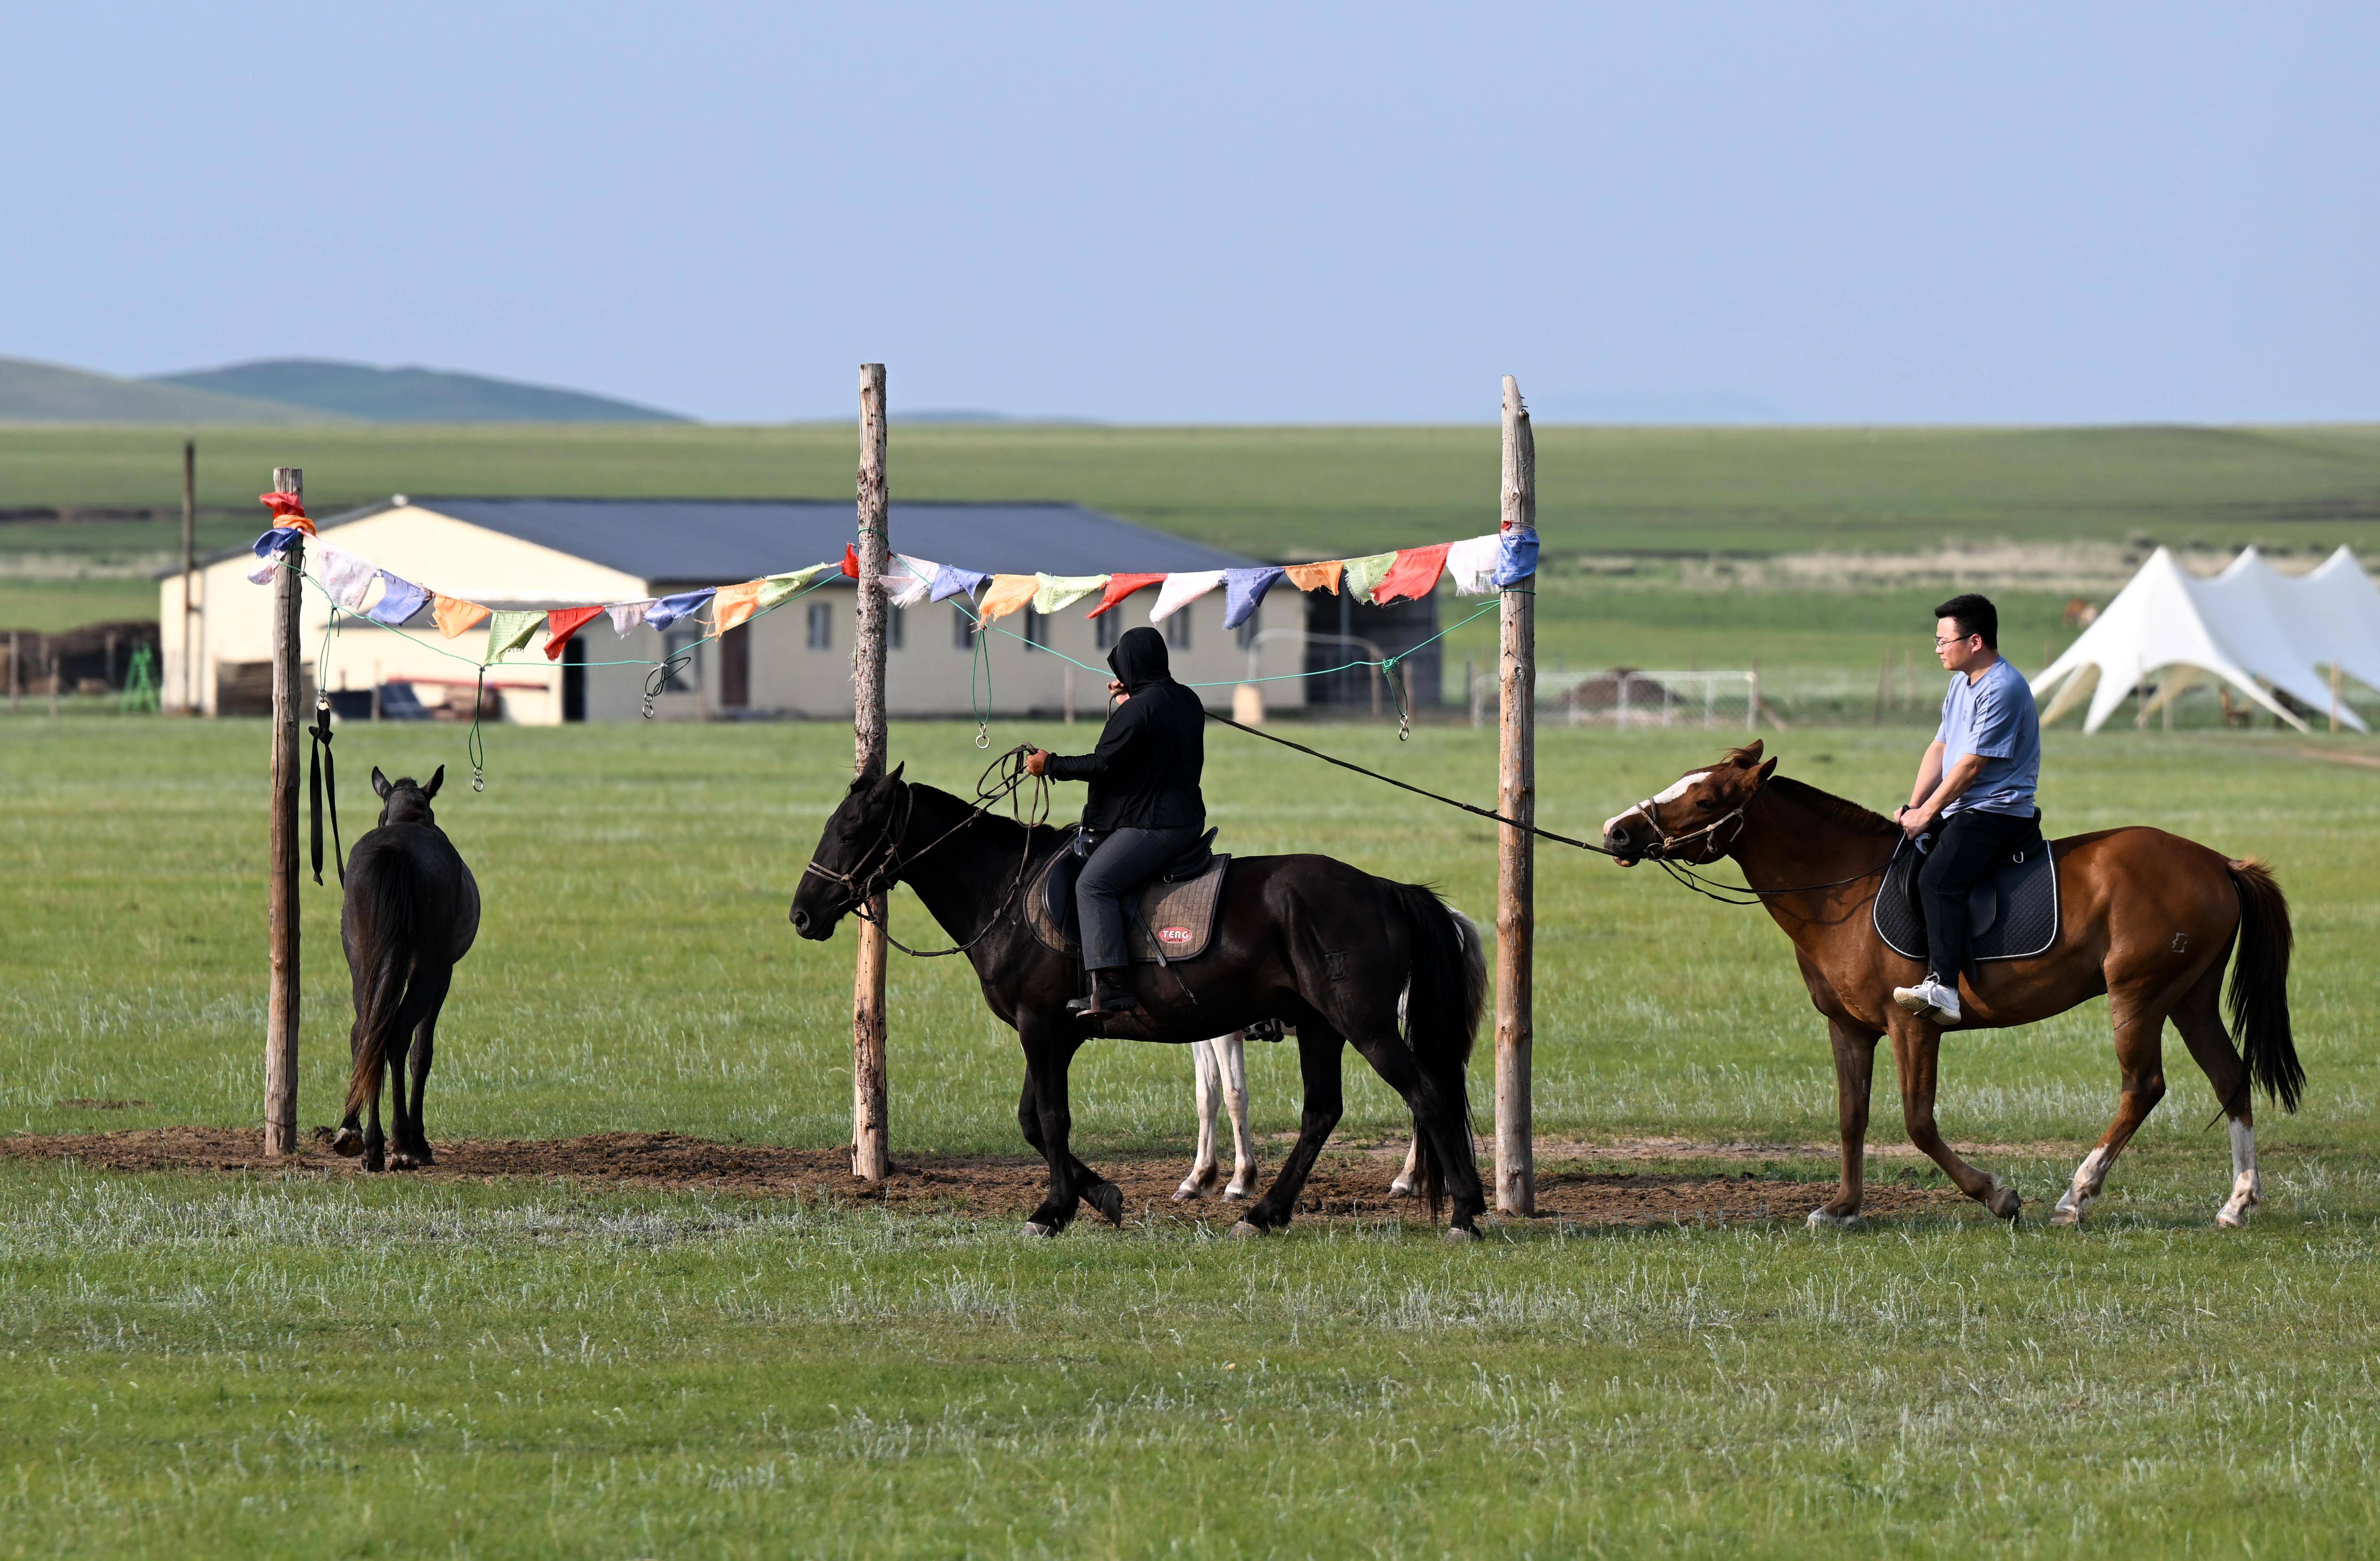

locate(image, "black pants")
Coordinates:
1076 825 1203 972
1918 807 2040 983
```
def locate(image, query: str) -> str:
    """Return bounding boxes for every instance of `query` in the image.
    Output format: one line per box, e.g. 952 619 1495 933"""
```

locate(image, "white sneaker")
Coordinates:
1892 976 1962 1024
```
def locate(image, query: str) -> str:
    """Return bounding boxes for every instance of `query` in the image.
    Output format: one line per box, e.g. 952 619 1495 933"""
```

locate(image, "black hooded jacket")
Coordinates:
1045 626 1206 831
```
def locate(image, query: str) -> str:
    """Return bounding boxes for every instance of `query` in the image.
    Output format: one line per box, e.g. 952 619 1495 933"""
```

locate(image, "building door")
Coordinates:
719 624 750 709
562 639 587 722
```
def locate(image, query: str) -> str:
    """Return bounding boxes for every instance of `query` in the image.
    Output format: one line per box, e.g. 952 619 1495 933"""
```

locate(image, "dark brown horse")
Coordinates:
789 767 1490 1238
1602 742 2300 1228
331 767 481 1173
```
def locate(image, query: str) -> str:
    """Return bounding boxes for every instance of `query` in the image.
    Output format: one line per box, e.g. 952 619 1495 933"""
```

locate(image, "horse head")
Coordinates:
1601 741 1776 866
371 765 444 828
789 763 907 939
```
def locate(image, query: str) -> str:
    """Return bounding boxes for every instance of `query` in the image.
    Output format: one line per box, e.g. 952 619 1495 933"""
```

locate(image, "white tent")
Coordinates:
2030 545 2372 733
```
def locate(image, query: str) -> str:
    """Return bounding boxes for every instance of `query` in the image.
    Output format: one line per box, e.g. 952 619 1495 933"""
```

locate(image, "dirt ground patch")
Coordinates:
0 1127 1968 1229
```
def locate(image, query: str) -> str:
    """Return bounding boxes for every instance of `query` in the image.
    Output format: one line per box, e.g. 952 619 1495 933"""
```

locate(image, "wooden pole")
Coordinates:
7 630 17 714
2331 663 2343 733
851 365 892 1183
264 468 304 1157
1494 375 1537 1217
181 437 199 714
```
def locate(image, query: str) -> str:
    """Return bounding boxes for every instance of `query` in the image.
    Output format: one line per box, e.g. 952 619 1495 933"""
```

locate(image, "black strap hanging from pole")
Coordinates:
307 695 343 886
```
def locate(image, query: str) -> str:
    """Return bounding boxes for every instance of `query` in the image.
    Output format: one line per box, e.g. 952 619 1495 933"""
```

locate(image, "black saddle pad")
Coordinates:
1874 828 2060 964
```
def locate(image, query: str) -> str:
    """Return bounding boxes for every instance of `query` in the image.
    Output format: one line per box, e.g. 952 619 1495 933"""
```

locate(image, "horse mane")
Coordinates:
1757 769 1900 840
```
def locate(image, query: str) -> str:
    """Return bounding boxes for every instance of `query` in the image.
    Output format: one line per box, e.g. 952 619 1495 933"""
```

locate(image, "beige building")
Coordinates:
161 496 1305 723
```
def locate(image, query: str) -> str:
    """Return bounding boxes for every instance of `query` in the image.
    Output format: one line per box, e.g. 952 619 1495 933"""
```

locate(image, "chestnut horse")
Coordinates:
1602 742 2301 1229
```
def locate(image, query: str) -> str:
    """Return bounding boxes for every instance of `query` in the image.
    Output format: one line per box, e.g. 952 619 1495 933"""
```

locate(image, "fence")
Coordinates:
1537 668 1758 731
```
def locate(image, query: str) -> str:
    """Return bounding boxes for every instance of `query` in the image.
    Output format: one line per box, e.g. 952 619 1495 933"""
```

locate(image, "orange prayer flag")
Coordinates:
1087 572 1166 618
543 605 608 660
433 595 491 639
1371 542 1452 605
711 580 765 634
1283 561 1343 594
978 574 1038 622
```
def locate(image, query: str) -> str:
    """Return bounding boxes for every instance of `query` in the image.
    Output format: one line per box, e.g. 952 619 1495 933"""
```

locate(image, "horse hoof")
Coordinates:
1388 1179 1417 1199
1020 1221 1060 1240
1084 1181 1125 1227
1223 1185 1252 1202
1806 1207 1863 1230
1986 1184 2023 1222
1171 1184 1202 1203
2049 1206 2082 1228
390 1152 418 1171
329 1128 364 1158
1443 1225 1478 1243
1228 1220 1267 1239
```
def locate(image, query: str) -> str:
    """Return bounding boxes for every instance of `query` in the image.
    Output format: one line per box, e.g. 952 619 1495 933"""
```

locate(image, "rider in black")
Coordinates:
1023 626 1206 1017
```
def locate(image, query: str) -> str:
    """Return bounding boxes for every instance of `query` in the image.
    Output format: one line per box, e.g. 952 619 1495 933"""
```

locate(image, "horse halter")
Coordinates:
801 783 918 913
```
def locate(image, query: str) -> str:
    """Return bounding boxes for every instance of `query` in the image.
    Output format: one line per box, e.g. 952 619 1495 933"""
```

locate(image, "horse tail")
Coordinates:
1389 883 1486 1218
2225 858 2303 1114
343 845 418 1121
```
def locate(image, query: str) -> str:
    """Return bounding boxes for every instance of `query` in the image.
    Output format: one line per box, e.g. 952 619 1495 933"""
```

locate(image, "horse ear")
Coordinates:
1755 756 1779 786
372 767 392 799
889 761 905 782
1734 739 1765 767
422 765 444 799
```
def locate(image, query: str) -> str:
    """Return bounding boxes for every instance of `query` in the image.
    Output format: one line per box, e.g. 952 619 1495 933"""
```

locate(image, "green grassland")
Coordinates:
4 716 2379 1555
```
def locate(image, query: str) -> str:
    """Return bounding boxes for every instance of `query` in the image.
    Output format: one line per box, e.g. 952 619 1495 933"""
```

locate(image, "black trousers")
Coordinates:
1918 807 2041 983
1076 825 1203 972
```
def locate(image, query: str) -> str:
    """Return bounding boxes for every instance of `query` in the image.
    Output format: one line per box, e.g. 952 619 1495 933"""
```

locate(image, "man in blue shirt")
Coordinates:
1891 592 2043 1025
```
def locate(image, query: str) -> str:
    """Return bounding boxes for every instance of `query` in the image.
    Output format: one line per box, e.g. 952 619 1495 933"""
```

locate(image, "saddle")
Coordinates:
1029 828 1230 962
1873 815 2060 965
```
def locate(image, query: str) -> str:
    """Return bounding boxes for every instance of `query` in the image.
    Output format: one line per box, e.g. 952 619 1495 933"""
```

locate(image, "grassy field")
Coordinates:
3 715 2378 1555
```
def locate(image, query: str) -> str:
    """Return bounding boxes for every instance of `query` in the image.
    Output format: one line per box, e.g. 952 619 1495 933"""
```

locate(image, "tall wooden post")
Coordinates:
851 366 892 1182
265 467 304 1157
1494 376 1537 1217
181 437 199 714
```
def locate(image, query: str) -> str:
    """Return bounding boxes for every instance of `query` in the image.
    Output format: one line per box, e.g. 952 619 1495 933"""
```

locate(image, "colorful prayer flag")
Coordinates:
318 546 378 610
251 526 304 560
978 574 1038 622
1340 552 1398 604
1493 527 1539 587
883 555 941 607
1033 573 1109 614
434 595 491 639
710 580 766 634
1283 560 1343 595
646 588 717 631
483 610 542 663
1151 571 1226 623
543 605 608 659
929 565 989 604
1371 543 1451 606
365 571 432 627
755 564 829 612
1445 534 1502 595
607 600 656 636
1087 573 1165 618
1222 567 1284 630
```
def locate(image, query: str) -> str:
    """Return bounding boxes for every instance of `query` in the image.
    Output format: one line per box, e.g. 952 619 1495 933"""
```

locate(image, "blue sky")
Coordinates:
7 3 2373 423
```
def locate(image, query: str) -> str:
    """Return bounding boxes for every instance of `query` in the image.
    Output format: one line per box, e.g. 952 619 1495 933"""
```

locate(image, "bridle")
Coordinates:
1625 770 1907 907
798 746 1051 959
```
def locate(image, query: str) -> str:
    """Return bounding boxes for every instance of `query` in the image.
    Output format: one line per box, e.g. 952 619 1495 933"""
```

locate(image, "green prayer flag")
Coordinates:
755 564 829 612
1033 573 1109 614
483 609 542 663
1341 552 1398 604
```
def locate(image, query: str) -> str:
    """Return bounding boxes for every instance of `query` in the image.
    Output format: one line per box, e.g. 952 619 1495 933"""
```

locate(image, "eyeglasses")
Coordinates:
1933 633 1977 648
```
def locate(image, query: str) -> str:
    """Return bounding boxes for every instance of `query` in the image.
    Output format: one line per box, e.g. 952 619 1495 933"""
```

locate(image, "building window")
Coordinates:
954 605 979 650
1022 606 1048 653
1166 604 1192 651
887 606 904 651
661 627 700 691
1235 602 1260 652
1094 610 1120 651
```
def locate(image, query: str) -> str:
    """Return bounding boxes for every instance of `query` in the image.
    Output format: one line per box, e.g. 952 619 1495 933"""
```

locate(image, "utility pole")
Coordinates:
182 438 199 714
265 467 304 1157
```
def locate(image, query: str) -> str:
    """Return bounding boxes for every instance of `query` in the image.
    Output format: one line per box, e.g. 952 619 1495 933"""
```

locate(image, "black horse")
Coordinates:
791 765 1490 1238
330 766 480 1172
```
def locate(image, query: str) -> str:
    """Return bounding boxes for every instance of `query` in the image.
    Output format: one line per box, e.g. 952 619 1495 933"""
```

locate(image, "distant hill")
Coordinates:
151 359 690 423
0 357 333 424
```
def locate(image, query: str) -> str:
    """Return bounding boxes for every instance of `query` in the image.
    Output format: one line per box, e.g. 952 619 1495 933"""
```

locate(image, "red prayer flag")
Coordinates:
543 605 608 660
1371 543 1452 605
257 491 317 536
1087 572 1166 619
841 543 862 579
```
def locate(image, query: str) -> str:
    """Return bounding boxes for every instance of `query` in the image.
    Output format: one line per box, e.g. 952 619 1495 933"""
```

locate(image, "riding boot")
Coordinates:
1066 967 1139 1018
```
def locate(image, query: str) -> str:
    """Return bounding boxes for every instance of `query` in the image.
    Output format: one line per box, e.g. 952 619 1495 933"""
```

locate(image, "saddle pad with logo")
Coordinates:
1874 838 2060 964
1028 849 1230 962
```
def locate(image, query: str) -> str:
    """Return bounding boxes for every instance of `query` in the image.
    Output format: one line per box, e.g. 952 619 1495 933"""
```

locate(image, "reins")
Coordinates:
808 746 1053 959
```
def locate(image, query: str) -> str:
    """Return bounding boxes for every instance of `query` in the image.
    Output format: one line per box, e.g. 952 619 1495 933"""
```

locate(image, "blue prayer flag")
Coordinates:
930 565 989 604
1222 567 1285 630
1492 529 1539 587
365 571 432 627
646 588 718 630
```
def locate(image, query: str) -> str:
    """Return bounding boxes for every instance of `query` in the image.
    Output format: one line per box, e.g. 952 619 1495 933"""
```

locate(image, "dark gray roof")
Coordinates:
403 496 1254 585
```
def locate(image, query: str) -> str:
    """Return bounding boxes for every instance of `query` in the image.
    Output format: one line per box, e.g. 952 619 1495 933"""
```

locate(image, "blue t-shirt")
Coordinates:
1935 657 2040 816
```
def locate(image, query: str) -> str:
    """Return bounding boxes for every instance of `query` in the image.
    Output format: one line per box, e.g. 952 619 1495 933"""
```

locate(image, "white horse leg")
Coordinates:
1174 1037 1224 1201
2050 1145 2112 1226
1388 1132 1422 1198
1221 1031 1258 1199
2217 1118 2260 1228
